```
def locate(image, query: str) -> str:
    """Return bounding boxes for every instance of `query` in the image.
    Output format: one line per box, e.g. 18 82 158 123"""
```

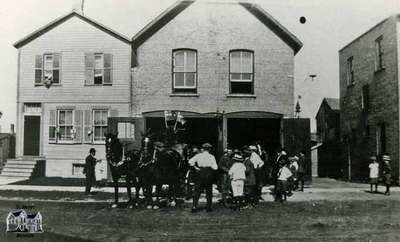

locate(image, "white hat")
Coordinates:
281 151 287 156
249 145 257 151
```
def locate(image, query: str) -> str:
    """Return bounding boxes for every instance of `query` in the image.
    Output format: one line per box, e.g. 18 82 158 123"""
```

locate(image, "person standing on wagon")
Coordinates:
83 148 101 195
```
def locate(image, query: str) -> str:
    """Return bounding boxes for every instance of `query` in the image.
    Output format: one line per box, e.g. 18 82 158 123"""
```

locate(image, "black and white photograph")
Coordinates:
0 0 400 241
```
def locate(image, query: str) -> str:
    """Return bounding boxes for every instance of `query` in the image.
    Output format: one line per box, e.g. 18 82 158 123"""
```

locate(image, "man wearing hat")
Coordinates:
189 143 218 212
368 156 379 193
83 148 101 195
218 148 234 206
249 145 264 201
382 155 392 195
242 146 257 207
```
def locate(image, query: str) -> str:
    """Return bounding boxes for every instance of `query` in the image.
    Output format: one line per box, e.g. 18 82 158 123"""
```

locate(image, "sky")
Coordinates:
1 0 400 133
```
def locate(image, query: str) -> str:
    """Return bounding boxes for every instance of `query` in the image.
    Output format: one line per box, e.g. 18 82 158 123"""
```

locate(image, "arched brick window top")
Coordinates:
172 49 197 93
229 50 254 94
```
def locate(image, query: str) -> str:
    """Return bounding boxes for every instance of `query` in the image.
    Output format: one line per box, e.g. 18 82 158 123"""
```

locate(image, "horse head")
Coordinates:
105 132 123 163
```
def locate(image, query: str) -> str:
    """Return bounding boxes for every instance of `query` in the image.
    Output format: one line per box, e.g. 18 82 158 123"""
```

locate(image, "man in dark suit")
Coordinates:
83 148 100 195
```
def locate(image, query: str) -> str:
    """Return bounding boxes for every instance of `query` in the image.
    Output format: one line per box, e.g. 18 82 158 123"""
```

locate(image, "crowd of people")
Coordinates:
186 142 306 212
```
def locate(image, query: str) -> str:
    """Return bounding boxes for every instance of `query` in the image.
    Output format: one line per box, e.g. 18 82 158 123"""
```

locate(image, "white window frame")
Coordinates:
92 109 109 143
172 50 197 89
229 51 253 83
43 54 60 84
94 53 104 85
57 110 75 143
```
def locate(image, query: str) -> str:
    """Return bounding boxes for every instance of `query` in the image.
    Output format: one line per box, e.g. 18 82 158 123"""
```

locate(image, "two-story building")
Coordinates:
339 14 400 183
315 98 341 178
6 0 310 179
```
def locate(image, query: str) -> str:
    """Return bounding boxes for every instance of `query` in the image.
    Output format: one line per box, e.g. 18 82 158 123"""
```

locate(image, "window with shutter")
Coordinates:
57 110 74 143
229 50 254 94
172 49 197 93
85 53 113 86
35 55 43 85
83 110 93 143
48 110 57 143
74 110 83 143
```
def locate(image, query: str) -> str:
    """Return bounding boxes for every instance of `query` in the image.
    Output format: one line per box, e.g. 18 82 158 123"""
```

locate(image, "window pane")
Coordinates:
101 111 108 125
103 69 111 84
53 70 59 83
231 73 241 80
230 52 241 72
242 73 252 80
94 111 101 125
94 127 101 139
53 55 60 68
174 51 184 68
174 73 185 87
44 70 53 81
65 111 73 125
35 70 42 82
59 111 65 125
94 75 103 85
242 52 252 73
185 73 196 87
185 51 196 72
44 55 53 70
59 126 66 137
95 55 103 69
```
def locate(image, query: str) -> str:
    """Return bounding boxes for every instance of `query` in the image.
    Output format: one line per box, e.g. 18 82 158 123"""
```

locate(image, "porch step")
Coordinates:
0 157 45 179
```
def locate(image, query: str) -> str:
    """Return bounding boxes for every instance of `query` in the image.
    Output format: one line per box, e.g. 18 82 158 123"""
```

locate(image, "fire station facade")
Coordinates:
12 1 308 179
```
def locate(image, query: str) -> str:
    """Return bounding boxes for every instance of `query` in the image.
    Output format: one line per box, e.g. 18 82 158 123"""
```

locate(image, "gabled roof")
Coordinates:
132 0 303 66
14 10 130 48
324 98 340 111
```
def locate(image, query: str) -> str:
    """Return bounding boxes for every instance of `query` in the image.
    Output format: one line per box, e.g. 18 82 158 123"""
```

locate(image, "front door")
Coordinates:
23 116 40 156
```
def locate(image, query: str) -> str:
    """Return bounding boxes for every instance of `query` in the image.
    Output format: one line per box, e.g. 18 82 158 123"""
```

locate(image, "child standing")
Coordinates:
229 154 246 210
368 156 379 193
276 159 293 202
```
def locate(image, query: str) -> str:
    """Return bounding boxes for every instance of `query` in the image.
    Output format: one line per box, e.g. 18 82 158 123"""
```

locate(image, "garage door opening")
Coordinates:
227 118 281 153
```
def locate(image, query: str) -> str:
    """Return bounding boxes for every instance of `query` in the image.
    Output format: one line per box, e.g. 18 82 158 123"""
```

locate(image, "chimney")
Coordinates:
10 124 15 135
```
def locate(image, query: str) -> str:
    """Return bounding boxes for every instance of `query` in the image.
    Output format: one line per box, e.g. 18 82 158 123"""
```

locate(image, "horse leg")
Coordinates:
126 176 133 208
153 184 161 209
112 176 119 208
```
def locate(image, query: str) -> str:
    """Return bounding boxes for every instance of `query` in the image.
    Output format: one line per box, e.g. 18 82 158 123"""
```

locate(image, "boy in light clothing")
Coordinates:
229 154 246 210
368 156 379 193
276 160 293 202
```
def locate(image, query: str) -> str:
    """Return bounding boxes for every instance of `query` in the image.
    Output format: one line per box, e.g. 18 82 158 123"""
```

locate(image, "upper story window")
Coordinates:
35 53 61 85
361 84 369 111
85 53 113 86
375 36 384 71
346 56 354 86
229 50 254 94
172 49 197 93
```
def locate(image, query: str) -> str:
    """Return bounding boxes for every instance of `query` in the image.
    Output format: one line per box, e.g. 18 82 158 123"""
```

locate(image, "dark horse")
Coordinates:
138 134 183 209
105 133 140 208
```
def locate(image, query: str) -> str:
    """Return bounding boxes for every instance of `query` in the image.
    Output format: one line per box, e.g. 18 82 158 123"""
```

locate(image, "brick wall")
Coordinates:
339 16 399 182
133 1 295 117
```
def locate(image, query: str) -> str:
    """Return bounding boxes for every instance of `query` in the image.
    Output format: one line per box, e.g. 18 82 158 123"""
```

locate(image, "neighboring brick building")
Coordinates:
339 14 400 183
315 98 341 178
9 1 311 179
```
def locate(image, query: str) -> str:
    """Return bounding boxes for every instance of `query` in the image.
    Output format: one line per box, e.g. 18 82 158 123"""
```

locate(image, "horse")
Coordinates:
137 134 183 209
105 133 140 208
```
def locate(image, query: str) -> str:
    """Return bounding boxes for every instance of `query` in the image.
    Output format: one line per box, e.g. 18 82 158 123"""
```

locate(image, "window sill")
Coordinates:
170 93 199 97
84 84 112 87
35 84 61 87
226 94 256 98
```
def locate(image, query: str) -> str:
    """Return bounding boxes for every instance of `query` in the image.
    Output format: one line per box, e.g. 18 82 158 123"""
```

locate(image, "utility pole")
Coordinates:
81 0 85 15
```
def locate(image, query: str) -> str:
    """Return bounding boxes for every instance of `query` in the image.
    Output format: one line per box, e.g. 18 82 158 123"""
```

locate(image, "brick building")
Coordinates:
315 98 341 178
7 0 310 179
339 14 400 182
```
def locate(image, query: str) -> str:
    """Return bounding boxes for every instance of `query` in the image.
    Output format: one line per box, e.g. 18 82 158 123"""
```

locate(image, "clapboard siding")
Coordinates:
18 17 131 103
133 2 294 116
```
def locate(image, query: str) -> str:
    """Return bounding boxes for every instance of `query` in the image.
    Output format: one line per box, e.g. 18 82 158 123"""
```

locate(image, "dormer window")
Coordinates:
172 49 197 93
229 50 254 94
